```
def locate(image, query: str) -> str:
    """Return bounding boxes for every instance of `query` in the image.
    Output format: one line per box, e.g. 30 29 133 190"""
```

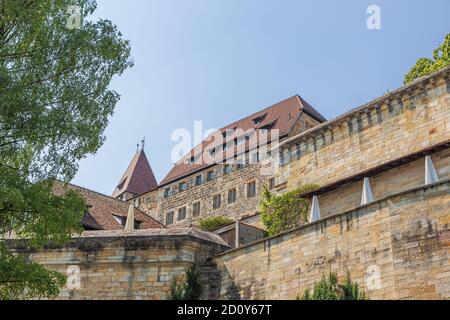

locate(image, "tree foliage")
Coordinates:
198 216 234 232
299 272 366 300
0 0 132 299
169 264 203 300
404 33 450 84
260 184 318 236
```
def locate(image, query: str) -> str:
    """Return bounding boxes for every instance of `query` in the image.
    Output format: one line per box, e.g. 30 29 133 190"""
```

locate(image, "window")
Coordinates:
209 148 216 157
213 195 221 209
207 170 214 181
179 182 187 192
251 152 259 164
228 189 236 203
188 156 195 165
236 136 245 146
195 175 203 186
192 202 201 217
247 181 256 198
236 157 245 170
252 113 267 125
166 212 174 225
268 178 275 190
164 188 170 198
223 164 231 175
260 120 277 131
113 215 126 226
177 207 186 221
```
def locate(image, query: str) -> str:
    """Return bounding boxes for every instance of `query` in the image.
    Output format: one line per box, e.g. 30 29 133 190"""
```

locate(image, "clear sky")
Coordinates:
72 0 450 195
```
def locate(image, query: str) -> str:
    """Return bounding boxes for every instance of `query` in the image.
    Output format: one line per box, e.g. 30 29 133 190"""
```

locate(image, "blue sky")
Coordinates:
72 0 450 195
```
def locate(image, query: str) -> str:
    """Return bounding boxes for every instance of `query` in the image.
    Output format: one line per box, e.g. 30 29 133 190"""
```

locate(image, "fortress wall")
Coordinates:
7 231 227 300
277 71 450 193
318 148 450 218
213 180 450 300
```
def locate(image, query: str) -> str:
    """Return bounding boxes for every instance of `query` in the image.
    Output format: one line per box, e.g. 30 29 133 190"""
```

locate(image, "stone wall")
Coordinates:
139 161 271 228
7 229 228 300
276 68 450 193
212 180 450 300
317 148 450 219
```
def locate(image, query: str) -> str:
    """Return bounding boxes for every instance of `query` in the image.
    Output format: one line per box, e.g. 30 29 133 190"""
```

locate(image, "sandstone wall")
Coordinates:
213 180 450 300
276 70 450 193
139 161 271 228
7 229 227 300
318 148 450 218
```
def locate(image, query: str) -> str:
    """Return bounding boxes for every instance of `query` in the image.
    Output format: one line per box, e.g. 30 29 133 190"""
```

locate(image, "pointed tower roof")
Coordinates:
112 149 158 199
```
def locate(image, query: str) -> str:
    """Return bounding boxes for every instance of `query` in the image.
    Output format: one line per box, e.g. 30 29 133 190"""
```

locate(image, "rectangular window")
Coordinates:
166 212 174 225
192 202 201 217
207 170 214 181
213 195 221 209
228 188 236 203
251 152 259 163
195 175 203 186
268 178 275 190
236 158 245 170
179 182 187 192
177 207 186 221
164 188 170 198
223 164 231 175
247 181 256 198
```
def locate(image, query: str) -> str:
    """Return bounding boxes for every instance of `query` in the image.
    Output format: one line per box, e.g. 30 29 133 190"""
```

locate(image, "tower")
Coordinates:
112 144 158 201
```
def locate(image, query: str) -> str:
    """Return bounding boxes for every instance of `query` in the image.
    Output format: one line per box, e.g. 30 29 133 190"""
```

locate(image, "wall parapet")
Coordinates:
213 178 450 299
278 65 450 154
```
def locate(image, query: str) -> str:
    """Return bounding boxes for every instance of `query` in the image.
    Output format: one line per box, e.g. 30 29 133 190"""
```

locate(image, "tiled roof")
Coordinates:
53 181 165 230
160 95 326 186
112 150 158 198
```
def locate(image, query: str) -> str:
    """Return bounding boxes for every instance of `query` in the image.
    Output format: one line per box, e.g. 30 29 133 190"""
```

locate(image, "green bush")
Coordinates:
169 264 203 300
260 184 318 236
298 272 366 300
198 217 234 231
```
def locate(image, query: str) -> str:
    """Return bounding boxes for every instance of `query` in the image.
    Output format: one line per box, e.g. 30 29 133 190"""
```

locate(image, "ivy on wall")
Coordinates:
260 184 319 236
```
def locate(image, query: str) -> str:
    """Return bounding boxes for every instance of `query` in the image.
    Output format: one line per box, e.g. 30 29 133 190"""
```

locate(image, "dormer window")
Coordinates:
260 120 277 132
209 148 216 157
252 113 267 125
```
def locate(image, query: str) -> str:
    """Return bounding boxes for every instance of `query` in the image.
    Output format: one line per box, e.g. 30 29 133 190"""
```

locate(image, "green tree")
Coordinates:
260 184 318 236
404 33 450 84
169 264 203 300
299 272 366 300
0 0 132 299
198 217 234 232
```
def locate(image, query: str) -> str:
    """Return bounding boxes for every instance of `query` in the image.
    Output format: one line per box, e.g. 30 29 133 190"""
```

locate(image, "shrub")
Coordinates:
169 264 203 300
260 184 319 236
298 272 366 300
198 217 234 231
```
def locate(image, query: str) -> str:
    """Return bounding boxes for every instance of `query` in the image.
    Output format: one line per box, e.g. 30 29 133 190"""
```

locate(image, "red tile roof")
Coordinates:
53 181 164 230
160 95 326 186
112 150 158 198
